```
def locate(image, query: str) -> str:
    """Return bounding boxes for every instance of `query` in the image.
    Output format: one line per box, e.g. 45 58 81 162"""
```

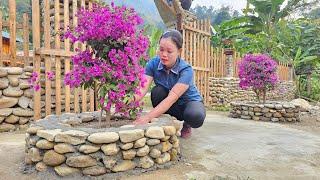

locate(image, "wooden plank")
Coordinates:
9 0 17 66
44 0 52 116
23 14 29 66
183 25 211 36
0 11 3 67
64 0 71 113
73 0 80 113
32 0 41 120
2 21 24 29
55 0 62 115
35 48 76 57
81 0 87 112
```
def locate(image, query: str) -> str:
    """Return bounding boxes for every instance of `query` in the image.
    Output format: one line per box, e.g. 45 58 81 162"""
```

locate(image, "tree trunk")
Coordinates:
307 73 312 96
263 89 266 104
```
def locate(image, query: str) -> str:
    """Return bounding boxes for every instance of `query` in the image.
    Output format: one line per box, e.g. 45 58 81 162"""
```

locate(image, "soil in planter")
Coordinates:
72 116 134 129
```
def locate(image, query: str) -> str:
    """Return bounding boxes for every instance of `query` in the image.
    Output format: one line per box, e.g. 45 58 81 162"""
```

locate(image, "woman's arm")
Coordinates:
134 75 154 102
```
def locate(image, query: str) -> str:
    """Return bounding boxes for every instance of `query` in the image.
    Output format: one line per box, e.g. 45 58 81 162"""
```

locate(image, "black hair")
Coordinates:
160 29 183 49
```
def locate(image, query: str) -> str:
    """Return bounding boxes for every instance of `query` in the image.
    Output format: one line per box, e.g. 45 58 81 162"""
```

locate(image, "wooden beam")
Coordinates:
23 13 29 66
9 0 17 66
2 21 24 29
0 11 3 67
35 48 76 57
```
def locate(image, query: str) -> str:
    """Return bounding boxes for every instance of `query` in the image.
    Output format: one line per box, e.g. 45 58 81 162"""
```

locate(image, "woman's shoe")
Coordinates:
181 123 192 138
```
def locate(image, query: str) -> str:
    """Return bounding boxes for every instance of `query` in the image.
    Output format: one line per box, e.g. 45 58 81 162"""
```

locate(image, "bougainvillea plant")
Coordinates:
64 3 149 122
238 54 279 103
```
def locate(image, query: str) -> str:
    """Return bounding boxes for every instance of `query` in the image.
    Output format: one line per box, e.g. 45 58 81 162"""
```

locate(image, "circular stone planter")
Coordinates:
25 111 183 177
229 101 301 122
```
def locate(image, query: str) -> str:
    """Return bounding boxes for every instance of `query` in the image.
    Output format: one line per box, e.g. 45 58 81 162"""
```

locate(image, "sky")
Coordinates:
192 0 247 12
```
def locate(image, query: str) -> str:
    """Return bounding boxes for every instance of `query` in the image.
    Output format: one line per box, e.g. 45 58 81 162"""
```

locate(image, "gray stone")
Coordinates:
61 117 82 126
119 129 144 143
0 97 18 108
265 113 273 118
162 141 173 152
79 145 100 154
37 129 62 141
134 138 146 148
103 156 117 169
23 89 33 98
145 126 165 139
4 115 19 124
253 116 260 121
120 142 134 150
150 148 161 159
13 108 34 117
26 126 44 134
271 118 279 122
137 145 150 157
54 165 80 176
82 166 107 176
0 117 4 123
66 155 98 168
43 150 66 166
19 81 31 89
35 162 48 172
3 87 23 97
0 123 15 132
112 160 136 172
0 68 8 77
36 139 54 149
0 78 9 89
80 115 94 122
240 115 251 120
54 143 76 154
122 149 136 160
275 104 283 110
55 130 89 145
147 139 161 146
162 126 176 136
18 96 31 109
242 111 249 115
0 108 13 116
255 112 263 116
8 67 23 75
8 76 19 87
273 112 282 118
155 152 170 164
19 117 29 125
139 156 154 169
27 147 42 162
88 132 119 144
101 143 119 156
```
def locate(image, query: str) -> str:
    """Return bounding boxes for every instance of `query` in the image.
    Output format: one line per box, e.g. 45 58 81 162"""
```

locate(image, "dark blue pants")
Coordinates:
151 85 206 128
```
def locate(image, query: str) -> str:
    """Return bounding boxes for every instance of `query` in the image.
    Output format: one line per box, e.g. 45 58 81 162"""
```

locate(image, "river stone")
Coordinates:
66 155 97 168
162 126 176 136
19 117 29 125
35 162 48 172
18 96 31 109
155 152 170 164
103 156 117 169
82 166 107 176
170 148 179 161
55 130 89 145
0 108 13 116
162 141 173 152
8 76 19 87
112 160 136 172
26 126 44 134
0 68 7 77
4 115 19 124
149 149 161 158
43 150 66 166
0 78 9 89
54 143 76 154
139 156 154 169
161 136 171 141
88 132 119 144
13 108 34 117
37 129 62 141
275 104 283 110
3 87 23 97
79 145 100 154
0 123 15 132
0 117 4 123
147 139 161 146
24 89 33 98
8 67 23 75
119 129 144 143
19 81 31 89
101 143 119 156
24 66 33 72
61 117 82 126
0 97 18 108
36 139 54 149
137 145 150 157
80 115 94 122
134 138 146 148
145 126 165 139
122 149 136 160
54 165 80 176
120 142 134 150
28 147 42 162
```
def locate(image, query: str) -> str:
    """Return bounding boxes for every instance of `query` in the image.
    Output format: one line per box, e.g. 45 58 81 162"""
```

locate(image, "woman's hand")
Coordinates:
132 115 152 125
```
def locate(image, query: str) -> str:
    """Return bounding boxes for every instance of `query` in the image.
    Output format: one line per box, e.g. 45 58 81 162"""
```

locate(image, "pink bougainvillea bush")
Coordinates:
64 3 149 119
238 54 279 103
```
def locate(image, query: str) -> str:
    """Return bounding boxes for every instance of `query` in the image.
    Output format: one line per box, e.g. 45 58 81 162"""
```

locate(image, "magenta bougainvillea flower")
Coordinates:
64 3 149 118
238 54 279 103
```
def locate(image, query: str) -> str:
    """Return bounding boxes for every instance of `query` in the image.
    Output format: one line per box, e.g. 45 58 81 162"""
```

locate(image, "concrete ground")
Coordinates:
1 111 320 180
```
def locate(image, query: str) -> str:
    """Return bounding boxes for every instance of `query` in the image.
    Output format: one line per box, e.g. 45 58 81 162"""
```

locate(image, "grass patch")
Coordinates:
207 105 230 112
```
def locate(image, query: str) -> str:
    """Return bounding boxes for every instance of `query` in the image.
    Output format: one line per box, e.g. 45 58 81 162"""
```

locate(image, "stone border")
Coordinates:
25 112 183 177
229 101 301 122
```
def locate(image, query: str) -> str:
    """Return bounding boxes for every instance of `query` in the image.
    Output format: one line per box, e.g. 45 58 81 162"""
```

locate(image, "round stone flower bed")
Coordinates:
25 112 183 177
229 101 301 122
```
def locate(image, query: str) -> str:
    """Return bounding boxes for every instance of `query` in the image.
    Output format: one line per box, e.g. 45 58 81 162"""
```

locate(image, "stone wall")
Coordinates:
209 77 296 107
25 112 182 176
0 67 35 132
230 101 300 122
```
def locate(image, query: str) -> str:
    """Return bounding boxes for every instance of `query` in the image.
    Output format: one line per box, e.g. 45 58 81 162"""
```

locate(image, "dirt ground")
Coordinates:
1 111 320 180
